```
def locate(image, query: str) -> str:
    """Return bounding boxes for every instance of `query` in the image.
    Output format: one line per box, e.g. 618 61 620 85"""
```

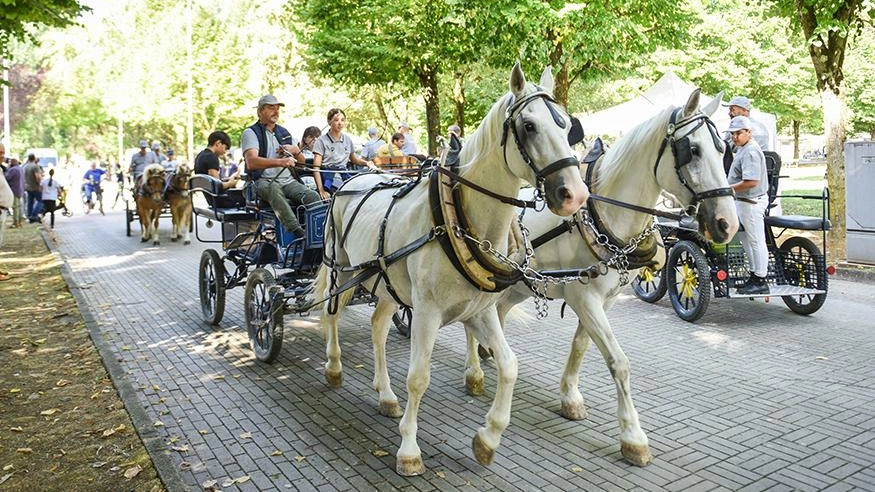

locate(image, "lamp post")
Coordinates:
187 0 194 163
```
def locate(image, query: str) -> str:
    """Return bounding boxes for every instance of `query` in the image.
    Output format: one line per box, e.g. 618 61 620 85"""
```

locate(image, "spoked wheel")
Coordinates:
631 265 667 303
198 249 225 325
666 240 711 322
779 236 827 315
393 307 412 338
244 268 284 363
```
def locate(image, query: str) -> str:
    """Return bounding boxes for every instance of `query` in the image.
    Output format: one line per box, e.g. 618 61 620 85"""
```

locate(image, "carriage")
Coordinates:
190 162 421 363
630 151 834 321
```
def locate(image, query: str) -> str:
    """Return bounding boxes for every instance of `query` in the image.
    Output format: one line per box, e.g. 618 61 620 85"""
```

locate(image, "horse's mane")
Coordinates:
591 106 675 194
456 82 541 171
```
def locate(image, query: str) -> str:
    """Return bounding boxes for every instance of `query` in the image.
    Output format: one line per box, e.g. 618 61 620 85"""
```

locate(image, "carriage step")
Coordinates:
728 284 826 298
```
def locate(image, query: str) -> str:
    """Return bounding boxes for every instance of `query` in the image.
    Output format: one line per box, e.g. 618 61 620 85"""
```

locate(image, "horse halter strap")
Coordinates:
652 108 734 213
502 91 579 197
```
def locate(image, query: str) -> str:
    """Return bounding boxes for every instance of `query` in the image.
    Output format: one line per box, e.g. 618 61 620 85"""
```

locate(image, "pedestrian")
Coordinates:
112 161 125 210
241 94 322 238
727 116 769 295
397 121 418 156
312 108 377 199
723 96 772 151
4 152 25 228
22 153 44 223
82 161 107 215
359 126 385 161
195 131 240 190
40 168 64 229
129 140 158 184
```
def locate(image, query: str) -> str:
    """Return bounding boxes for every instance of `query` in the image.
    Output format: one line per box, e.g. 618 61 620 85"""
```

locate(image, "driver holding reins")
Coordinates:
241 94 322 239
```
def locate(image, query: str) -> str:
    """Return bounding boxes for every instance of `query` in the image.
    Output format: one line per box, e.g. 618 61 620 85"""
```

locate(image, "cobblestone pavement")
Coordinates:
51 211 875 491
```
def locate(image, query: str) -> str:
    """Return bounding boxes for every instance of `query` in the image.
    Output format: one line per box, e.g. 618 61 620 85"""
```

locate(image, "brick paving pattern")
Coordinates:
51 211 875 491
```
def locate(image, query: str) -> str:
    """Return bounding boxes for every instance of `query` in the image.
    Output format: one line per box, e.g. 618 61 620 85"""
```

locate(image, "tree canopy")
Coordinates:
0 0 89 61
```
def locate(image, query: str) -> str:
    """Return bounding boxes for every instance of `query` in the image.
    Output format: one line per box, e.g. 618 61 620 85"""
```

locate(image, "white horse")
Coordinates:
316 63 589 476
463 89 739 467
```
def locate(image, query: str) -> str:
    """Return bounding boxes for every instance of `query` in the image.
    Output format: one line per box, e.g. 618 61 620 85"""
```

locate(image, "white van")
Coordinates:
24 148 60 169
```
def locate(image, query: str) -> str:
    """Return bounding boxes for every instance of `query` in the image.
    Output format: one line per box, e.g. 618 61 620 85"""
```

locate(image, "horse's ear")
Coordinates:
539 66 555 95
683 88 701 118
510 61 526 97
701 90 724 117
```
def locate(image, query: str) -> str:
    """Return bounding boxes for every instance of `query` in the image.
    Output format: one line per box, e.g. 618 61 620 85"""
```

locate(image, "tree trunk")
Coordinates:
820 88 847 260
372 88 390 136
792 120 800 161
547 37 569 107
452 71 465 136
416 65 440 155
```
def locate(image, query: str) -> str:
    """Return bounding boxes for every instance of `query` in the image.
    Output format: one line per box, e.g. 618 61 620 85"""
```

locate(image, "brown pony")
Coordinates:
136 164 166 245
166 163 193 245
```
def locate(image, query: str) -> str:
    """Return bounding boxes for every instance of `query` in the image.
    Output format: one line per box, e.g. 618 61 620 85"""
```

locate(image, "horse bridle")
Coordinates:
501 90 581 200
652 108 734 215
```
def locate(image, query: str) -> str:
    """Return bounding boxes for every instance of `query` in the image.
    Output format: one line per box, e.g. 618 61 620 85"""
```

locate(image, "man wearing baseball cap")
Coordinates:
129 139 159 184
359 126 384 161
241 94 321 239
727 116 769 295
397 121 418 156
724 96 771 151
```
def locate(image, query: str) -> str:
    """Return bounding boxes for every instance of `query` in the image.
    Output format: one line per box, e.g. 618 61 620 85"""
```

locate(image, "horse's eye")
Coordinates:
524 122 536 133
690 144 700 156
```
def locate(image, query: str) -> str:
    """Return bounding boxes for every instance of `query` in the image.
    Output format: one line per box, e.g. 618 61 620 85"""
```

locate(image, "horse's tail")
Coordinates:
314 263 355 316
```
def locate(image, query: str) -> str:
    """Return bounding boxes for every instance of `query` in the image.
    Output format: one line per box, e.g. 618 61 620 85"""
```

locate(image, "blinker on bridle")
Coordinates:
501 90 581 200
653 108 734 215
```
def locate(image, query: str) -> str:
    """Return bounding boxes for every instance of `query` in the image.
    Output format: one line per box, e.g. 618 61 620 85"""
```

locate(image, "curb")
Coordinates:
835 262 875 285
44 231 189 492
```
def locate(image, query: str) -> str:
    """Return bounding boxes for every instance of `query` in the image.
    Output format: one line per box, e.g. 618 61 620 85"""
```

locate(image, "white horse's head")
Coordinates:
498 63 589 216
655 90 739 244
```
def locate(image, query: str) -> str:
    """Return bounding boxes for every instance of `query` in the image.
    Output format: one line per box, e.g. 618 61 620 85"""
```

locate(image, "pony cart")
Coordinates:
190 161 421 363
631 151 834 321
125 164 193 244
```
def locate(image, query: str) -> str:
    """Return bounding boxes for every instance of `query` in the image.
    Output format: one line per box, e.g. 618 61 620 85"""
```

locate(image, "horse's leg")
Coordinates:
396 305 440 476
322 274 354 388
170 202 179 241
463 322 485 396
467 307 517 468
559 317 592 421
151 206 161 245
371 298 402 417
182 203 192 245
573 297 651 466
138 203 149 242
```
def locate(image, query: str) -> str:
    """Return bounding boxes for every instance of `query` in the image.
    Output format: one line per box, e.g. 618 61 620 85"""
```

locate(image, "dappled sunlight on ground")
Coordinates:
692 329 746 352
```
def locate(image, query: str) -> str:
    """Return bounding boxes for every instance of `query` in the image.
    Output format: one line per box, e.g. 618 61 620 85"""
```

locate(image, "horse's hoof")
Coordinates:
465 375 484 396
325 370 342 388
153 241 160 246
472 431 495 466
378 400 403 418
170 237 178 242
140 237 148 243
396 455 425 476
621 441 652 467
184 240 191 245
560 401 588 420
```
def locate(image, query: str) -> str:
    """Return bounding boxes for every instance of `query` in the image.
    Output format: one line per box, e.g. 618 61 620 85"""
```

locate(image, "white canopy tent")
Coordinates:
576 72 777 151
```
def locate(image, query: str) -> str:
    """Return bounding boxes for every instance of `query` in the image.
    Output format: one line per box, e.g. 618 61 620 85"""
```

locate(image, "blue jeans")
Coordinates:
26 190 44 219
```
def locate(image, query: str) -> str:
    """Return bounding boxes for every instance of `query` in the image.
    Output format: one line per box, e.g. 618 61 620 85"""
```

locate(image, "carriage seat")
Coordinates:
764 215 831 231
190 174 255 222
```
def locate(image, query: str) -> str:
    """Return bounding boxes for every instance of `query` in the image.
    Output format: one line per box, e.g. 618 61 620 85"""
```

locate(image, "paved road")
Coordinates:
51 210 875 491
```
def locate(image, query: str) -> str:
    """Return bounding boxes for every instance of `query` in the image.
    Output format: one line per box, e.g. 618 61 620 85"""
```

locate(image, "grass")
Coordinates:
778 188 828 217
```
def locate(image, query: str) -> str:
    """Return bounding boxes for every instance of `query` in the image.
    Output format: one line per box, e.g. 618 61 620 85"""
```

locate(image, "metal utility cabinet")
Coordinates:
845 140 875 264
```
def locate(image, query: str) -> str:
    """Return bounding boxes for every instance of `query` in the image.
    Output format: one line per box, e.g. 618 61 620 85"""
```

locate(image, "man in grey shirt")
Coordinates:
723 96 771 151
129 139 159 183
241 94 321 238
727 116 769 295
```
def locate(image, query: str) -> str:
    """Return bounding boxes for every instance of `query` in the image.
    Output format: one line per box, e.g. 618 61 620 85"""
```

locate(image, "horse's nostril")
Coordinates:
717 218 729 233
556 186 572 202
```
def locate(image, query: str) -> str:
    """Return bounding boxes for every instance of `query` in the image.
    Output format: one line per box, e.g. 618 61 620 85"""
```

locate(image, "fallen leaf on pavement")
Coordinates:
16 448 33 454
372 449 389 457
40 408 60 416
124 464 142 479
239 432 252 439
271 450 283 456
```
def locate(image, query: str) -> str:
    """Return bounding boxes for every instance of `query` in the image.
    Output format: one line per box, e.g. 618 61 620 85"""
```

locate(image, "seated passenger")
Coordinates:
376 133 406 158
242 95 322 237
194 131 240 190
312 108 378 200
295 126 321 165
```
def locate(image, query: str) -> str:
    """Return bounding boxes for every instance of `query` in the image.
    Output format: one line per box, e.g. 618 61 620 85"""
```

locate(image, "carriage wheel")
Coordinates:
779 236 827 315
393 307 412 338
198 249 225 325
244 268 284 363
631 265 667 303
666 240 711 322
